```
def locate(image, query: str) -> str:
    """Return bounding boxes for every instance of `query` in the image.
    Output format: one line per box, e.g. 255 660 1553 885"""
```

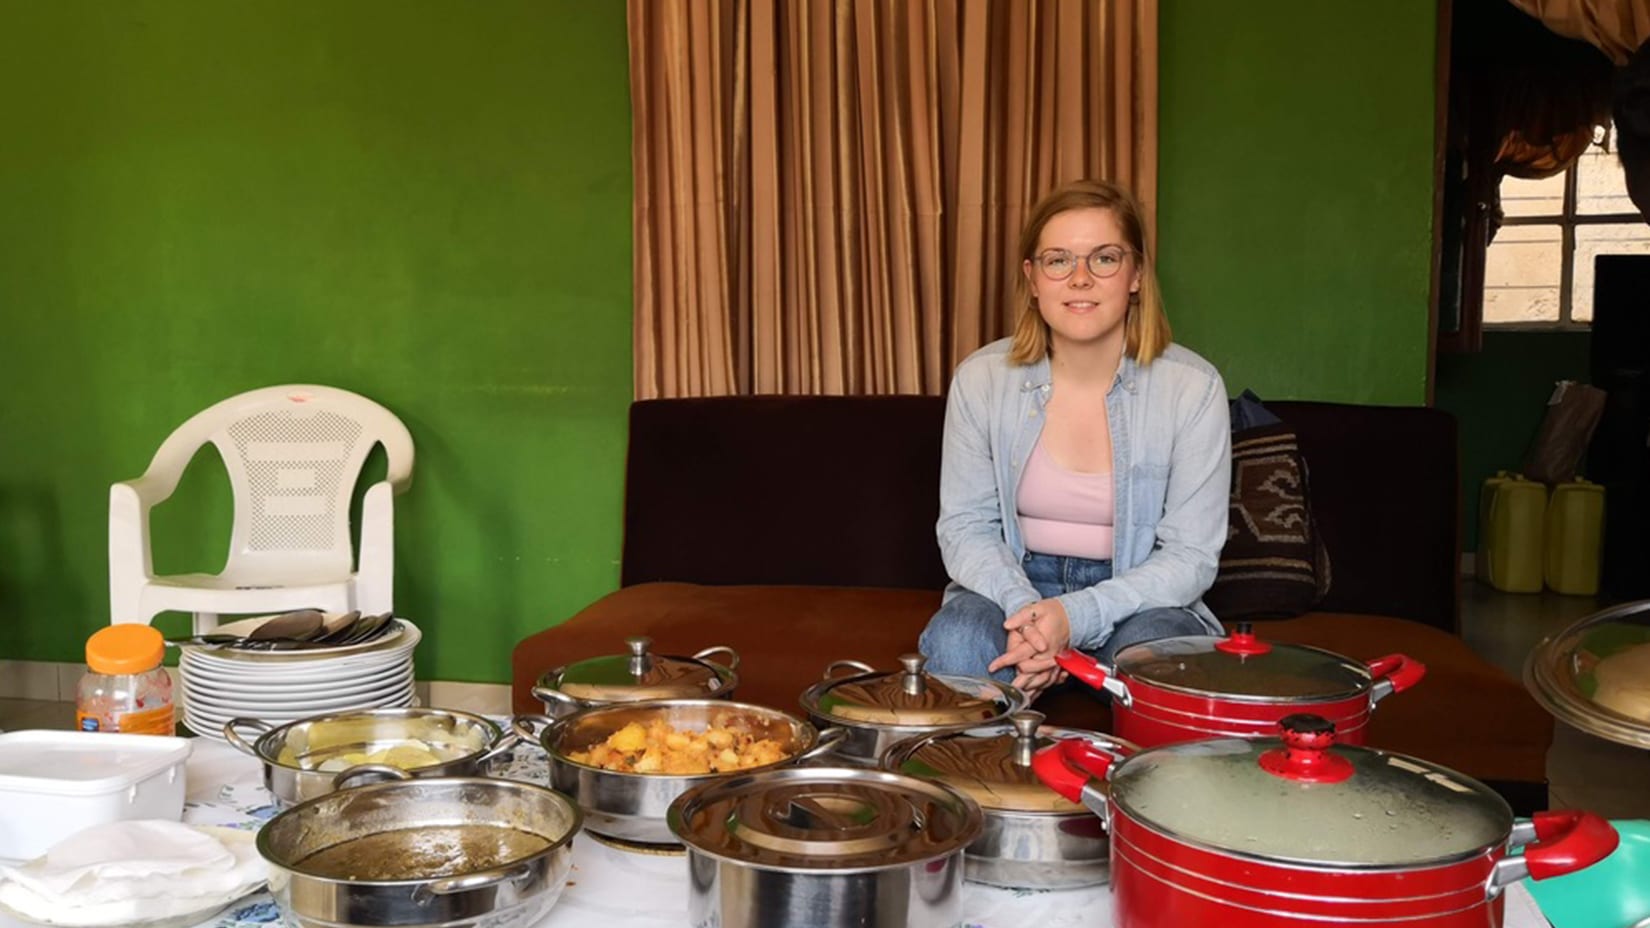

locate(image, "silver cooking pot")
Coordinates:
512 699 844 846
256 774 581 928
882 710 1135 889
225 708 517 807
798 653 1026 765
668 765 982 928
532 636 739 717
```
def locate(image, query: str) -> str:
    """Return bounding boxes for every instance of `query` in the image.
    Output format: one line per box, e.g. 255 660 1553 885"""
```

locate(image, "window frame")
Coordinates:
1488 129 1644 330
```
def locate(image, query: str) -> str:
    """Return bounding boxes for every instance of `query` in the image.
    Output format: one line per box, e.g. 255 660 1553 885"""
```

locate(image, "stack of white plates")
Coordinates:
178 616 421 741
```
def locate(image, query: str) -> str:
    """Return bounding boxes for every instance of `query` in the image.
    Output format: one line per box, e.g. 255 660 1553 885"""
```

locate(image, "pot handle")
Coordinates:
1486 810 1619 896
1031 738 1122 818
795 726 848 764
530 684 583 714
1366 653 1427 705
222 718 272 757
412 861 534 905
693 644 740 671
510 713 558 746
822 659 876 680
472 726 523 768
332 764 412 791
1053 650 1132 706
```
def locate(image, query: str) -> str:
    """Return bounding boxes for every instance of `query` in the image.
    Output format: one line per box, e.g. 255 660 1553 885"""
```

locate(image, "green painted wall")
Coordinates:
0 1 633 681
0 2 1450 684
1436 332 1593 550
1158 1 1438 405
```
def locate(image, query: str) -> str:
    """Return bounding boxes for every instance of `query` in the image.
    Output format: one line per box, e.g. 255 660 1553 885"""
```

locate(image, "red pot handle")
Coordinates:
1366 653 1426 705
1032 737 1119 804
1054 650 1132 705
1523 810 1619 881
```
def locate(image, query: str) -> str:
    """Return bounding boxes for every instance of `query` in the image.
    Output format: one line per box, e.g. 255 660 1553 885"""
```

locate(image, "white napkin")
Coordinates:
0 820 265 927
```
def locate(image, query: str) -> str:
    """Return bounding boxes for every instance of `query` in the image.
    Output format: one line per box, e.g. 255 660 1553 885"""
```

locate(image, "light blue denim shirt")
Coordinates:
936 337 1231 650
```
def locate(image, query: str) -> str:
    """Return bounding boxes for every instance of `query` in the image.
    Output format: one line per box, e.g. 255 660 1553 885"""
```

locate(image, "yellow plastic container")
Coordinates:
1482 473 1547 593
1477 471 1514 584
1545 479 1606 595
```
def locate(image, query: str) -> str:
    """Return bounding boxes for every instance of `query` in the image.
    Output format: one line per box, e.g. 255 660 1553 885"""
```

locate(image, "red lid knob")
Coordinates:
1258 714 1355 783
1215 621 1272 656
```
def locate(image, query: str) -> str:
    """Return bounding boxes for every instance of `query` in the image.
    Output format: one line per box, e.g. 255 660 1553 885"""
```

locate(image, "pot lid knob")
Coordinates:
625 635 655 676
1010 710 1045 766
1215 621 1273 656
898 653 928 696
1258 713 1355 783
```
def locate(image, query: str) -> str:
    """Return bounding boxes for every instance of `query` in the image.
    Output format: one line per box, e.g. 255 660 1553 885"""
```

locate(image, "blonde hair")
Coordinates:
1008 180 1172 366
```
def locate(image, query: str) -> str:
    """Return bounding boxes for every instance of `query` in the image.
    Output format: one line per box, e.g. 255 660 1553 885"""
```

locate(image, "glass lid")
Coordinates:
1109 714 1512 867
543 636 736 702
1525 600 1650 749
667 766 982 871
888 711 1131 813
1114 623 1372 701
804 654 1022 727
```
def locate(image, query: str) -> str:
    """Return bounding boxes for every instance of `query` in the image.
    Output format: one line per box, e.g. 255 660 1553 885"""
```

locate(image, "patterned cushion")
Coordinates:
1204 423 1332 619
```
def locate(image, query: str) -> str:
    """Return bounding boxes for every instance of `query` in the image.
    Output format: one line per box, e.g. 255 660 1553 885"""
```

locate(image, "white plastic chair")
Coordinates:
109 385 415 634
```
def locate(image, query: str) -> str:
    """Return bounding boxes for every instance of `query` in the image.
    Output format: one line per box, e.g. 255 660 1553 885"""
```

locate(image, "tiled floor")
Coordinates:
4 585 1645 817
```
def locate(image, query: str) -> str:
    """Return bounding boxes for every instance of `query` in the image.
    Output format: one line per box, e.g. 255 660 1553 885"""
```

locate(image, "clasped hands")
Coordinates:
986 598 1072 701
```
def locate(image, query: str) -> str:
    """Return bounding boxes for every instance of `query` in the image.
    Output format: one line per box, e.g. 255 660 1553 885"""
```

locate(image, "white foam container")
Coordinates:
0 730 191 861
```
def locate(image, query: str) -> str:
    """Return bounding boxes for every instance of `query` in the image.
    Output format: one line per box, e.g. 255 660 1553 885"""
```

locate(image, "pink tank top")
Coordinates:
1016 437 1115 560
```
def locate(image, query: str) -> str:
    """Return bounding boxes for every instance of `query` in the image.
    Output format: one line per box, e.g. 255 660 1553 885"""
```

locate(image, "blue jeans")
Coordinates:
918 552 1210 684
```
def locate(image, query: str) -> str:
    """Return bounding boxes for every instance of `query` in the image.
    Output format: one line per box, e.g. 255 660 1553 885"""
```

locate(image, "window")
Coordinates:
1483 124 1650 327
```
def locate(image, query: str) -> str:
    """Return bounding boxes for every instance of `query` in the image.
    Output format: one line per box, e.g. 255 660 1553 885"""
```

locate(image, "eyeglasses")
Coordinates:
1032 245 1134 280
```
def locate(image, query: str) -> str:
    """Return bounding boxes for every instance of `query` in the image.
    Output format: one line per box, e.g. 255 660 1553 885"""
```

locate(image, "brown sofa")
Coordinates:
512 395 1554 812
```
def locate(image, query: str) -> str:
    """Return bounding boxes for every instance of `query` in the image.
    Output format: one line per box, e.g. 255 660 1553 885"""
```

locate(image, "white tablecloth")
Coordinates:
4 737 1555 928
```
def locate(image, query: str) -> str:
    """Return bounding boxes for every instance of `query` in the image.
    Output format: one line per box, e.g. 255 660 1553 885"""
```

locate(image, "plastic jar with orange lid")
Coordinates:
75 624 175 735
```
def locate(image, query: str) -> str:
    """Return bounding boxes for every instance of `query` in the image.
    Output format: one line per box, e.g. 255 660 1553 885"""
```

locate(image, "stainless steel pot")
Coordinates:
532 636 739 717
256 775 581 928
798 653 1026 765
225 708 517 807
668 765 982 928
882 710 1134 889
513 699 845 846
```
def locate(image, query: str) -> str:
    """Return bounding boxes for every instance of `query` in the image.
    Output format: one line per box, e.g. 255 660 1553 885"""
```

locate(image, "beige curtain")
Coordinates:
630 0 1157 398
1505 0 1650 65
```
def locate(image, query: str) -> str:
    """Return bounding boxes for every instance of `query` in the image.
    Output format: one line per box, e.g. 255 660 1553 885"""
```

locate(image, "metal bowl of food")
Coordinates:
512 699 844 846
225 708 517 807
257 774 581 928
799 653 1026 766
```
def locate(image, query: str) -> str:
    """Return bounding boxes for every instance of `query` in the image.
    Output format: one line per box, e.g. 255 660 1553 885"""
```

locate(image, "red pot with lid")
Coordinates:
1033 713 1619 928
1056 621 1425 746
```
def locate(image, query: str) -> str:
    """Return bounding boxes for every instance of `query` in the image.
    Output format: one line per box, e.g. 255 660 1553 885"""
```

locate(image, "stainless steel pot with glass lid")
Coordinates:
667 765 982 928
1525 598 1650 749
881 710 1135 889
532 636 739 717
798 653 1025 765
